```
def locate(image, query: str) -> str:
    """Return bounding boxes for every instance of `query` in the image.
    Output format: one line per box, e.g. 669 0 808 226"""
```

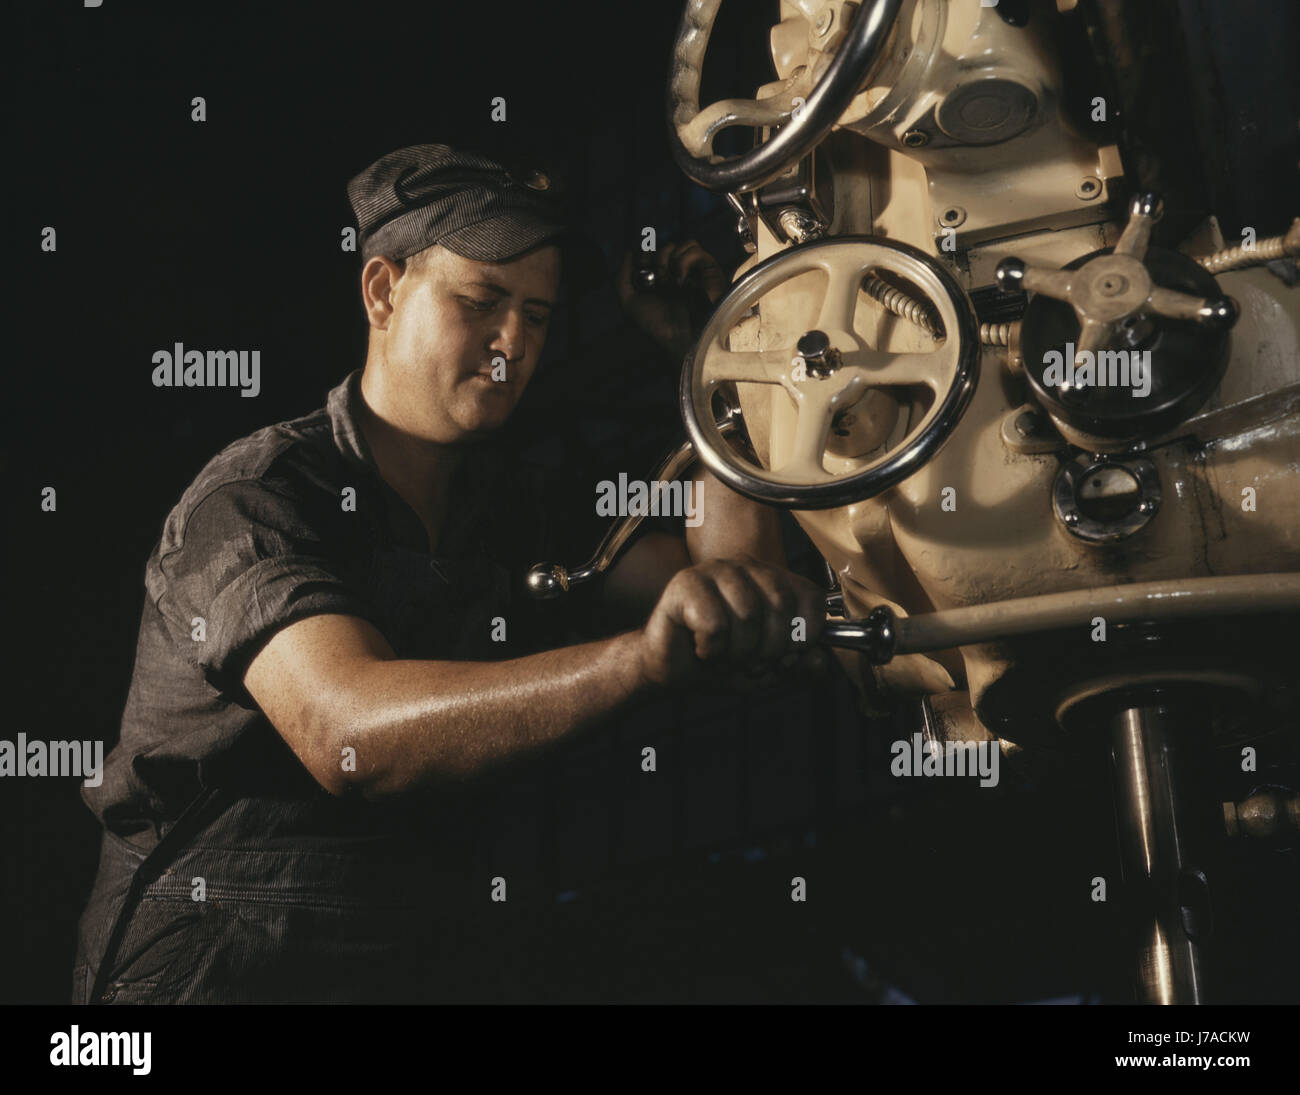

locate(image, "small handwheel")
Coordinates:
667 0 904 192
681 236 980 509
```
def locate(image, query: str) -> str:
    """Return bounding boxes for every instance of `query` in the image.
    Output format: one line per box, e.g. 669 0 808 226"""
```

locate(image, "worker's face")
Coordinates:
374 243 560 442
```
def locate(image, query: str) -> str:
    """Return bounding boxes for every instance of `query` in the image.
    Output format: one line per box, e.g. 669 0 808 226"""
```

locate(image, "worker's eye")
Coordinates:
459 296 497 312
525 310 550 328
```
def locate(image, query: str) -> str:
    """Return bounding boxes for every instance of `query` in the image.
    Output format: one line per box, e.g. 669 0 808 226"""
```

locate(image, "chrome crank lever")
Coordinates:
819 606 897 662
525 405 745 600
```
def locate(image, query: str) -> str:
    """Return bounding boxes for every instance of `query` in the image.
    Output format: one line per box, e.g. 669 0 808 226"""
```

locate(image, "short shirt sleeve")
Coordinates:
149 476 383 694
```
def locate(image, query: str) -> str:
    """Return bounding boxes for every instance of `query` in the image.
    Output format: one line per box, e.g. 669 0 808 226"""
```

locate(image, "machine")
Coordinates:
531 0 1300 1004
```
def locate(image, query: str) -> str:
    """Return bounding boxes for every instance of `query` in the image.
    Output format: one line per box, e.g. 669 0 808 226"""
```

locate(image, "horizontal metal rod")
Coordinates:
823 573 1300 661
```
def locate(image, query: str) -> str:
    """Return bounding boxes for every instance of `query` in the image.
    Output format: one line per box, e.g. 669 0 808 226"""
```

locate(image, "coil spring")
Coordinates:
862 274 1015 347
862 275 941 337
979 322 1012 346
1197 218 1299 275
1198 236 1287 275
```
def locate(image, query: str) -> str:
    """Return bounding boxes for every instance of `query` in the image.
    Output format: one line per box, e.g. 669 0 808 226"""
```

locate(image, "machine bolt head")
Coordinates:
779 208 824 243
796 329 841 377
1076 176 1102 200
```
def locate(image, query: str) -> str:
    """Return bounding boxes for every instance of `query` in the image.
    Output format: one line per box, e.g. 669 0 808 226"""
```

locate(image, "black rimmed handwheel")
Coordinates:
667 0 904 193
681 236 980 509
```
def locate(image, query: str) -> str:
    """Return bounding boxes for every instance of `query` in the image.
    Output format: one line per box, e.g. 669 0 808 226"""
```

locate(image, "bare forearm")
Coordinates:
250 553 828 802
686 469 786 566
599 531 692 630
598 472 787 630
331 631 651 797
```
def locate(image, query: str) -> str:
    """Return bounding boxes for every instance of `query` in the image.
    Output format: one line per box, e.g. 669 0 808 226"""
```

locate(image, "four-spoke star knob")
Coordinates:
994 192 1239 364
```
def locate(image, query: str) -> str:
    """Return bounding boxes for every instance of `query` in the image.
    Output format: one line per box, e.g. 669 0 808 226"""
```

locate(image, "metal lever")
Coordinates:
525 405 745 599
537 569 1298 660
821 606 896 661
821 573 1300 663
533 534 1298 668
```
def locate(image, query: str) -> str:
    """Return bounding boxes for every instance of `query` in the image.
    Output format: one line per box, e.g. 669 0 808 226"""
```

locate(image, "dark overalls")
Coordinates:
73 370 571 1003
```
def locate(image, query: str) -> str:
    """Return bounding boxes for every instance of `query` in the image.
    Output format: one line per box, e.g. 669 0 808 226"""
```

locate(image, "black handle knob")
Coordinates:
995 257 1026 293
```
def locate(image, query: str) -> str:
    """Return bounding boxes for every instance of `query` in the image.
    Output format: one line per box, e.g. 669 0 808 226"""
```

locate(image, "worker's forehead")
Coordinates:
425 244 561 295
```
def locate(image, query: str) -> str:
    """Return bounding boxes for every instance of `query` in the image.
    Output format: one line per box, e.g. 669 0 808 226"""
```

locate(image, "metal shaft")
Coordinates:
822 572 1300 660
1107 703 1212 1004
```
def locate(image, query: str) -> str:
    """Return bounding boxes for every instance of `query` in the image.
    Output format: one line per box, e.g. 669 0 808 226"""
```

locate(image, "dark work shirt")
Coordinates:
72 367 656 1002
84 367 575 854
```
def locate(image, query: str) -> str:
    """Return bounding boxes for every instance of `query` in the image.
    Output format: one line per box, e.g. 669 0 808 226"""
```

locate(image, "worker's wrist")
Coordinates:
604 628 661 700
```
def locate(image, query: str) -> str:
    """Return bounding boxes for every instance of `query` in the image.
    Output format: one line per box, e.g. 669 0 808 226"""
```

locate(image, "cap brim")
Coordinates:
439 213 568 263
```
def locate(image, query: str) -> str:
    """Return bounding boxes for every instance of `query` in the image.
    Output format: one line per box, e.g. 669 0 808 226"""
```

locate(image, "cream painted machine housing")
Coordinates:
713 0 1299 747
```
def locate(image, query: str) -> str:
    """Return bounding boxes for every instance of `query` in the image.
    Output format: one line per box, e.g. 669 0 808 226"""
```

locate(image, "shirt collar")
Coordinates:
326 368 377 471
322 367 515 558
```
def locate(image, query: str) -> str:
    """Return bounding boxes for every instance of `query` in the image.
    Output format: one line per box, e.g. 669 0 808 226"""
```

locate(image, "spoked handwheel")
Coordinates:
681 236 980 509
667 0 904 192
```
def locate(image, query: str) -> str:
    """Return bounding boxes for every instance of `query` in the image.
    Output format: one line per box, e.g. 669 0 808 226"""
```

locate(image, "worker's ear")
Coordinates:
361 256 405 330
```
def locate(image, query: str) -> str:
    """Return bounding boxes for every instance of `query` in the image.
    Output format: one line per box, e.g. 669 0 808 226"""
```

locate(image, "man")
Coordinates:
72 143 826 1004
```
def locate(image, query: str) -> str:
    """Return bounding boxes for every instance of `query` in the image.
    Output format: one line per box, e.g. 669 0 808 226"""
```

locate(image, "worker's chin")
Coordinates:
452 393 515 436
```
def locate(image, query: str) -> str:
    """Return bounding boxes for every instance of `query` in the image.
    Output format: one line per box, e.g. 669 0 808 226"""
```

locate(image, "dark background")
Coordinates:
4 0 1297 1004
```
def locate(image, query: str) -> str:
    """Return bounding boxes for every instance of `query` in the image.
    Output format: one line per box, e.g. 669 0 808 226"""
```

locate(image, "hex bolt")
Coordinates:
1076 176 1102 200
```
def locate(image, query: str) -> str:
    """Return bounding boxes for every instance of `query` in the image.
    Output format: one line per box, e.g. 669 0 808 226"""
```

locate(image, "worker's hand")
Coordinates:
617 240 728 361
635 555 828 688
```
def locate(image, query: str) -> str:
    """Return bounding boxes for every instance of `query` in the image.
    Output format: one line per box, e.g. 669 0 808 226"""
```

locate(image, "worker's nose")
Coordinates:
489 308 527 364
